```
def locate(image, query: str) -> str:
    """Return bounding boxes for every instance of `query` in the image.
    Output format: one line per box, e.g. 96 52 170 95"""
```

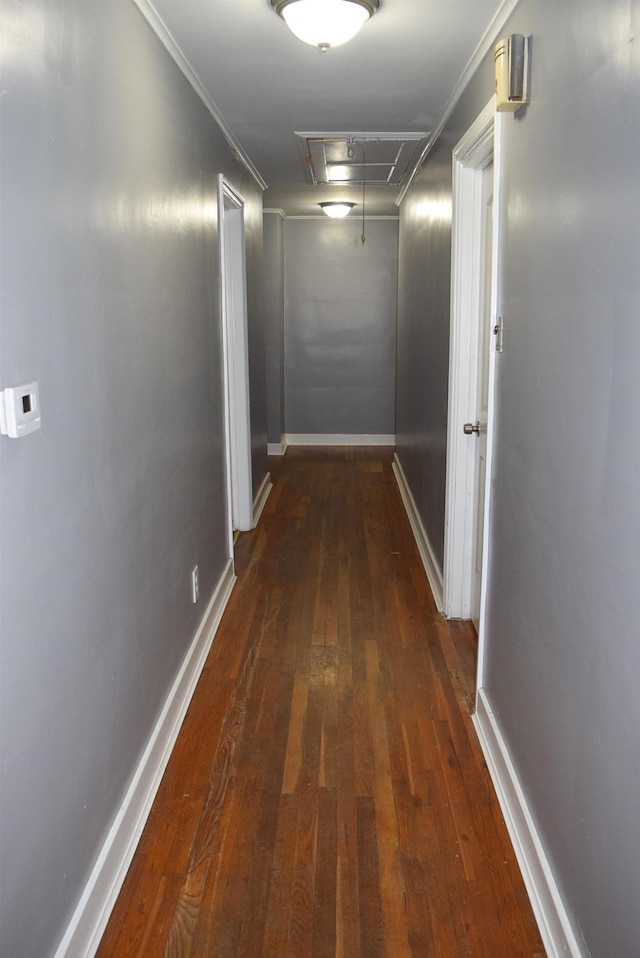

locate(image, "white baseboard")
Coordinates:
53 559 237 958
267 439 287 456
391 454 444 611
253 472 272 525
284 433 396 446
473 688 586 958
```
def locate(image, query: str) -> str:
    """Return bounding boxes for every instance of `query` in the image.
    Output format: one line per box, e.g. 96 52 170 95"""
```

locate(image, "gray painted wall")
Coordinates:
284 217 398 436
0 4 265 957
395 137 459 568
264 212 285 445
396 1 640 954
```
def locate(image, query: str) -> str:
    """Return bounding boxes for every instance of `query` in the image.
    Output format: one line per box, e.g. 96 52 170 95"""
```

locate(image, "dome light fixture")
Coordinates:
271 0 380 52
319 201 356 219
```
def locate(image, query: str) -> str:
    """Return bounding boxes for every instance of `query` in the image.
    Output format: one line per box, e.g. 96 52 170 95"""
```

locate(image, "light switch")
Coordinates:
0 382 41 438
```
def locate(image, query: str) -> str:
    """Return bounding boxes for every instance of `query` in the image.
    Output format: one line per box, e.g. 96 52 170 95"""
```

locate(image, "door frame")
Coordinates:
218 176 253 540
443 98 502 682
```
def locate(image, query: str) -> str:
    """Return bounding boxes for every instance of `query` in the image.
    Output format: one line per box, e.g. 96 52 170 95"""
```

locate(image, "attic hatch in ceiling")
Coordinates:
296 133 429 187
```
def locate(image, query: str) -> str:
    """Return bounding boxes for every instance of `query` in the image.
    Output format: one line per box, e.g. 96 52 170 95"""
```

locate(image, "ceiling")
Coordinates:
137 0 507 216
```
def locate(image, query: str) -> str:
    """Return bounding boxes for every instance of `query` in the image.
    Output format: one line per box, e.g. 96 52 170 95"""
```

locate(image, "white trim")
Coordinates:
443 99 497 622
396 0 520 205
453 98 496 166
53 560 236 958
473 689 587 958
268 439 288 456
252 472 272 526
285 215 399 221
392 454 444 612
475 112 504 684
132 0 267 191
284 433 395 446
263 209 287 220
219 177 254 534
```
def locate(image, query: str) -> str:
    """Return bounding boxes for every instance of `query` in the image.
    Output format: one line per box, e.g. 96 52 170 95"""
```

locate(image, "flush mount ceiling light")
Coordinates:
319 201 356 218
272 0 380 52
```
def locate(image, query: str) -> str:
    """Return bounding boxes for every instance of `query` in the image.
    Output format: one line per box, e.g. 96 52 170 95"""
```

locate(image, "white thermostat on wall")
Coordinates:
0 381 41 438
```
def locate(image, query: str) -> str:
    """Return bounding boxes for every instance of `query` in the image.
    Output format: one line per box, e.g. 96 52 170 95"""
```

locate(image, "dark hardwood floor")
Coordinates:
96 447 545 957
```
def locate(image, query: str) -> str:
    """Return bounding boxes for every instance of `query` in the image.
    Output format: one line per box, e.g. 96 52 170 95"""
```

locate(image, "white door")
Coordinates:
219 177 253 538
444 100 498 622
468 165 494 629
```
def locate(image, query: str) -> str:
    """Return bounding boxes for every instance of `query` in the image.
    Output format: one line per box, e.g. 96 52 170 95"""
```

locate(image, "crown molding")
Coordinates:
133 0 268 192
263 209 287 220
396 0 521 205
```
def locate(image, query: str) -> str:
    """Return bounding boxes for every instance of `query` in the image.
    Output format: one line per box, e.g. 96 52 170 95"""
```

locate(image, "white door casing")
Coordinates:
470 169 494 630
443 99 502 686
218 176 253 538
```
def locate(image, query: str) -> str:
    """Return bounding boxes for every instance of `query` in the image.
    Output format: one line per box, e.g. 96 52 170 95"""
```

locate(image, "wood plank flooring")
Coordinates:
96 447 545 958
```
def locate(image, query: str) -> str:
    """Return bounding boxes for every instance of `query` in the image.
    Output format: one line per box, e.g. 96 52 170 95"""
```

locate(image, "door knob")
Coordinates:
463 421 480 435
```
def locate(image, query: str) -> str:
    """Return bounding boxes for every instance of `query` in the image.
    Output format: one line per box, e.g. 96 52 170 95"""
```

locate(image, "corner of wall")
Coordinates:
391 454 444 611
52 562 236 958
473 689 587 958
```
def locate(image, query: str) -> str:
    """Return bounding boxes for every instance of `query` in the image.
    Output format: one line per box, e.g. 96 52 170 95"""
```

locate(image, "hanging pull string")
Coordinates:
361 141 367 245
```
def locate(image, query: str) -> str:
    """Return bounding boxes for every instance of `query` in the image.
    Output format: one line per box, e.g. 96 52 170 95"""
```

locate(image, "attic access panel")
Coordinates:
297 133 429 187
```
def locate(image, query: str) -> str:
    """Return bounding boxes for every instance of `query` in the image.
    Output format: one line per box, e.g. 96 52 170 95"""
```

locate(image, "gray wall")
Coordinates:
264 211 285 445
0 4 265 957
395 137 460 567
284 217 398 436
396 0 640 954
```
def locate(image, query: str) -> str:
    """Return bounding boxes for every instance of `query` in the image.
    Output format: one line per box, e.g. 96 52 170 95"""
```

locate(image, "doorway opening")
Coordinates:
218 176 253 548
443 99 502 688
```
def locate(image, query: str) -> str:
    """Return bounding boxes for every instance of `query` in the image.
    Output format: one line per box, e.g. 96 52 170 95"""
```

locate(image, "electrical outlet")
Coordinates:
191 565 199 604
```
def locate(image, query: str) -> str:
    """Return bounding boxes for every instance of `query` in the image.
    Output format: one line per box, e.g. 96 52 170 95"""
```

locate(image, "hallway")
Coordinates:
96 448 544 957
